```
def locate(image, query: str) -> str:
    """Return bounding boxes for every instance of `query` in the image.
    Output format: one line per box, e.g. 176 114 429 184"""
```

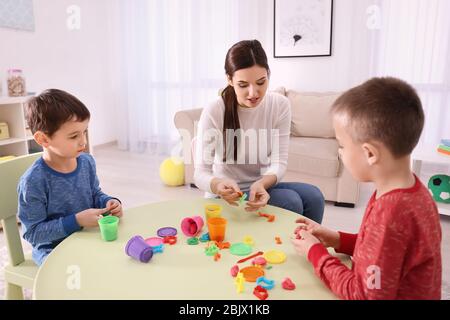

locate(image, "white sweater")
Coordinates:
194 92 291 194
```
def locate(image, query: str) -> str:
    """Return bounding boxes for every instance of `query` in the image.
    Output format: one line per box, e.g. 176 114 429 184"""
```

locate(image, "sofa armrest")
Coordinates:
174 108 203 138
174 108 203 185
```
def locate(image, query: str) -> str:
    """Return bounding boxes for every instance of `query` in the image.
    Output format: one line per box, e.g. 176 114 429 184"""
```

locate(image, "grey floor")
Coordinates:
1 144 449 299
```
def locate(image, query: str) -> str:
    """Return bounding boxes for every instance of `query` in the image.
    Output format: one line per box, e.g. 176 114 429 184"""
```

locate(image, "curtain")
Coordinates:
371 0 450 147
115 0 241 154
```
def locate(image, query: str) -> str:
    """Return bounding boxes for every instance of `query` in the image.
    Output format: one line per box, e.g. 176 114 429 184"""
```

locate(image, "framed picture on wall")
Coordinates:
274 0 333 58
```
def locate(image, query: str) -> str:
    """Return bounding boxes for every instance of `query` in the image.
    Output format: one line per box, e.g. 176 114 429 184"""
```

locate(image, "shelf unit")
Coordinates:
0 95 42 159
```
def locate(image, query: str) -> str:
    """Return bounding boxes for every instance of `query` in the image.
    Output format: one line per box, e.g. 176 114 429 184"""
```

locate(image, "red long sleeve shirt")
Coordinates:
308 176 442 299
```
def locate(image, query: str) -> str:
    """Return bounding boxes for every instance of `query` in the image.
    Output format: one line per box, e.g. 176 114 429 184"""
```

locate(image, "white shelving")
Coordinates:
0 95 42 158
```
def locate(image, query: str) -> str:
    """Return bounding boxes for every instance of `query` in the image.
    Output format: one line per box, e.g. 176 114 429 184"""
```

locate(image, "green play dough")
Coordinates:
187 237 199 245
205 244 219 256
229 243 252 256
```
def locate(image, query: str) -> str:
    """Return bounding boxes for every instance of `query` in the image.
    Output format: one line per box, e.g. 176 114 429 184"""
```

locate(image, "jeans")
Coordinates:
266 182 325 224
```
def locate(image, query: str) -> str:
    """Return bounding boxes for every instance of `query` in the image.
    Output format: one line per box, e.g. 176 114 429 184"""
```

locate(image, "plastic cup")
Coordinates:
181 216 204 237
207 217 227 242
98 215 119 241
205 204 222 221
125 236 154 263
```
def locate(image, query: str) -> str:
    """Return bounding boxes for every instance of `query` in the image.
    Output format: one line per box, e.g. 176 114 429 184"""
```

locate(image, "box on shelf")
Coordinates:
0 122 10 140
7 69 27 97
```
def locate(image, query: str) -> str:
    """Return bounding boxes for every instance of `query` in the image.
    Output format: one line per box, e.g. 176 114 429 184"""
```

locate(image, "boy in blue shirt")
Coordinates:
18 89 123 266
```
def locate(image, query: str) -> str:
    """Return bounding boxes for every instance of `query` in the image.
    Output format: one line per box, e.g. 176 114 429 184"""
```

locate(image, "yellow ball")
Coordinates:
159 157 185 186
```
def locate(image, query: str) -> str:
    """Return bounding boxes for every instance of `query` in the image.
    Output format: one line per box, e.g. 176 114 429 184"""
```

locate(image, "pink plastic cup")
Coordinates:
180 216 204 237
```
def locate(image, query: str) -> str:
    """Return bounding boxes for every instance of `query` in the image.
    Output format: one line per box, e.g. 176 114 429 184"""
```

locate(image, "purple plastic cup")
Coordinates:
125 236 154 263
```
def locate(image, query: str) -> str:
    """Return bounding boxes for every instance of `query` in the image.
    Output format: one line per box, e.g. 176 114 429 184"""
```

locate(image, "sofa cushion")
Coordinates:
286 91 340 138
288 136 340 178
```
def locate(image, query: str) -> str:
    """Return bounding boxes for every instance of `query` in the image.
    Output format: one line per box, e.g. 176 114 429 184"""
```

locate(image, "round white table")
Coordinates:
33 198 349 299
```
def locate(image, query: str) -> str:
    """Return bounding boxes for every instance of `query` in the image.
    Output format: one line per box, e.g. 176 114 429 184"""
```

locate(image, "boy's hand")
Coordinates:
291 229 321 256
245 181 270 212
75 208 109 228
294 216 340 249
106 199 123 217
213 179 241 206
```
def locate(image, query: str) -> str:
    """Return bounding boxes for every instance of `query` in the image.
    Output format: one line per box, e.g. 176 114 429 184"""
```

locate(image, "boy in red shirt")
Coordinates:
291 77 442 299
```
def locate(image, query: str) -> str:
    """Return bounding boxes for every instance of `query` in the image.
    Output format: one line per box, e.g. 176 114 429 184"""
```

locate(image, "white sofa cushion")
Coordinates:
287 90 340 138
288 136 341 178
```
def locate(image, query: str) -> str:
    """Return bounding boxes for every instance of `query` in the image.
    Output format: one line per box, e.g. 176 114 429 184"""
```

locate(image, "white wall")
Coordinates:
238 0 374 92
0 0 117 146
0 0 376 146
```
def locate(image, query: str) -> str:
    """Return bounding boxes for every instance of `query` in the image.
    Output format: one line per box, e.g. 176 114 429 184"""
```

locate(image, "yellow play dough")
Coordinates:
263 250 287 264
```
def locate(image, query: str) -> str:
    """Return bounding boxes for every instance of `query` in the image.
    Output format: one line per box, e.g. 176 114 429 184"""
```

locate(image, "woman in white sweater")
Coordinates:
194 40 324 223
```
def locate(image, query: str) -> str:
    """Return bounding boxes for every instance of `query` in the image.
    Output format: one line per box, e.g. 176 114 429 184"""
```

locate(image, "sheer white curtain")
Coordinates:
115 0 241 153
370 0 450 147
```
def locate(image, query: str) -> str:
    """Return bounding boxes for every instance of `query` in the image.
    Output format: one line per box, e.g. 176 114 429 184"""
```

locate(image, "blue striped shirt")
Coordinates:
18 153 115 265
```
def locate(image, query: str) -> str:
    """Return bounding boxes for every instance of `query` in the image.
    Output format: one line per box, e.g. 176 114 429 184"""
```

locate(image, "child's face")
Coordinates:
44 118 89 158
333 114 372 182
228 65 269 108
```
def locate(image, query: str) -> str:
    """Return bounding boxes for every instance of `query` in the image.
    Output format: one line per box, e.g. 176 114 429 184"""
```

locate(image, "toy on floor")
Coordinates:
159 157 184 186
428 174 450 203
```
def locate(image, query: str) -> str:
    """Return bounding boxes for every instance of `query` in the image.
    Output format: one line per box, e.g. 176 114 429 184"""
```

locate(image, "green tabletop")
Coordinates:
33 198 350 299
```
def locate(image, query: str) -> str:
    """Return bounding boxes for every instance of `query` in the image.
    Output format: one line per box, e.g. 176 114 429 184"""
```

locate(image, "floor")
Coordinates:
1 144 449 299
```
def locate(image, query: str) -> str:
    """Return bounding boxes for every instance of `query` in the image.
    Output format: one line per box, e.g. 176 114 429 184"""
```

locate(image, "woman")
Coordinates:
194 40 324 223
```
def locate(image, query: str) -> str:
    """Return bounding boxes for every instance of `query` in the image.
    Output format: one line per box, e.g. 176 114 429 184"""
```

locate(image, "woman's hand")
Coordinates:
245 181 270 212
212 178 241 206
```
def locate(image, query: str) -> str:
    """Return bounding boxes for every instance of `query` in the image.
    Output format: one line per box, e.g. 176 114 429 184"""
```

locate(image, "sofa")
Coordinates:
174 87 360 207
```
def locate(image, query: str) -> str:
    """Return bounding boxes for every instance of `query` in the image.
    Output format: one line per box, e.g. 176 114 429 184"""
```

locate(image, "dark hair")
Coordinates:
331 77 424 158
26 89 90 137
222 39 270 162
